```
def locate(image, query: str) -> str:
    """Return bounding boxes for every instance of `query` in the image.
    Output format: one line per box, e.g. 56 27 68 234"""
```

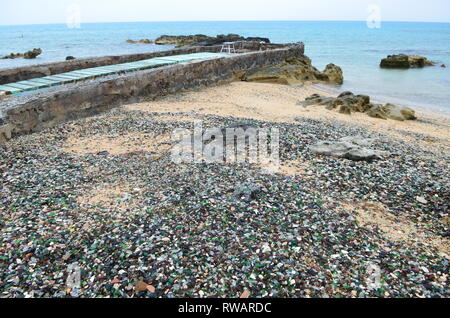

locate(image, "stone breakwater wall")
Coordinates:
0 43 304 143
0 42 288 85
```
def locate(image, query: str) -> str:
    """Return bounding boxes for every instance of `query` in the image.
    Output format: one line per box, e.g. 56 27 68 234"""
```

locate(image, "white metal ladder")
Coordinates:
220 42 236 54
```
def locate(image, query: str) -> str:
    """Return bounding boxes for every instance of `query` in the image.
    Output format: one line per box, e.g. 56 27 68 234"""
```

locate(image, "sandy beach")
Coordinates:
0 81 449 298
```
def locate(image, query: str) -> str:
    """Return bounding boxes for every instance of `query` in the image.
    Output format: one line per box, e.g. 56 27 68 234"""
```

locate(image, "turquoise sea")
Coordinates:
0 21 449 112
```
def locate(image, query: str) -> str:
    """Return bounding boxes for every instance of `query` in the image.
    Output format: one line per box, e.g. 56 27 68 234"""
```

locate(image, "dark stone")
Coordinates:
126 39 153 44
66 56 76 61
338 91 354 98
1 48 42 60
339 104 352 115
233 183 261 202
155 34 271 47
23 48 42 59
380 54 435 68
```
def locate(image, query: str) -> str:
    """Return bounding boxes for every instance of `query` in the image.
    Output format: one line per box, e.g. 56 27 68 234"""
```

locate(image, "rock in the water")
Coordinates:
1 52 22 59
66 56 76 61
126 39 153 44
380 54 435 68
242 57 343 85
300 91 417 121
23 48 42 59
441 64 446 68
1 48 42 59
155 34 213 45
154 34 270 47
309 141 381 162
323 63 344 85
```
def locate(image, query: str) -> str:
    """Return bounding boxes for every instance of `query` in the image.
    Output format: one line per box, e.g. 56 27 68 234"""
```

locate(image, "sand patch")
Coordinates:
258 159 311 176
78 184 131 206
124 82 319 123
277 159 312 176
342 200 449 257
64 132 171 156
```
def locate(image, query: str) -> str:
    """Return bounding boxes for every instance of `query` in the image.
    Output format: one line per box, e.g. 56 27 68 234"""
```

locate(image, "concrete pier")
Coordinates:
0 43 304 143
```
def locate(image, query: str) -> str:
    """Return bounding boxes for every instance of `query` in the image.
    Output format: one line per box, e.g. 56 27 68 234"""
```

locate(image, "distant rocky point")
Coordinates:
126 39 153 44
1 48 42 60
154 34 270 47
239 56 343 85
380 54 435 68
300 91 417 121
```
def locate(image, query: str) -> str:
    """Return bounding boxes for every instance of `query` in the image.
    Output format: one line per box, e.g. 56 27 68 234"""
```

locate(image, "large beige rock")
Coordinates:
301 91 371 113
382 103 417 121
323 63 344 85
242 57 343 85
300 91 417 121
366 103 416 121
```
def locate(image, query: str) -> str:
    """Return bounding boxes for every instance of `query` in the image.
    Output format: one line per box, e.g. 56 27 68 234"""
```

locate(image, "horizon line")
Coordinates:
1 19 450 27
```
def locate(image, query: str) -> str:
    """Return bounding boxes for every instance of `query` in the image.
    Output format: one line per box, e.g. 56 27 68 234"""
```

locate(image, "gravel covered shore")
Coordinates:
0 82 448 298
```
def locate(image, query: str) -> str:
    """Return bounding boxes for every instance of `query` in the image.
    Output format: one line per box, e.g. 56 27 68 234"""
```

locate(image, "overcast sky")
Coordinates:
1 0 449 26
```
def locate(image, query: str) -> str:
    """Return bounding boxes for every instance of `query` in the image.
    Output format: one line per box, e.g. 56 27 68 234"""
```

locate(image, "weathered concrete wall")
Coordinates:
0 42 289 85
0 43 304 143
0 46 216 85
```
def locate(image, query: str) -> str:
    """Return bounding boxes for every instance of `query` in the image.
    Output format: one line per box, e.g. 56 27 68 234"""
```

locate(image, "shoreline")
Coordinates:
312 83 450 119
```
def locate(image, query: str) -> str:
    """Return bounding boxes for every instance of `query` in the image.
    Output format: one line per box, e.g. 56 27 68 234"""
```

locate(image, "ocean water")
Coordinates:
0 21 449 113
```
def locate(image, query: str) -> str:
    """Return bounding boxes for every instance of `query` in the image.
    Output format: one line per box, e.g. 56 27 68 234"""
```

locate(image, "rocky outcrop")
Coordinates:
441 64 446 68
380 54 435 68
241 56 343 85
363 102 416 121
322 64 344 85
24 49 42 59
309 137 382 162
1 48 42 59
300 91 417 121
154 34 270 47
66 56 76 61
126 39 153 44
